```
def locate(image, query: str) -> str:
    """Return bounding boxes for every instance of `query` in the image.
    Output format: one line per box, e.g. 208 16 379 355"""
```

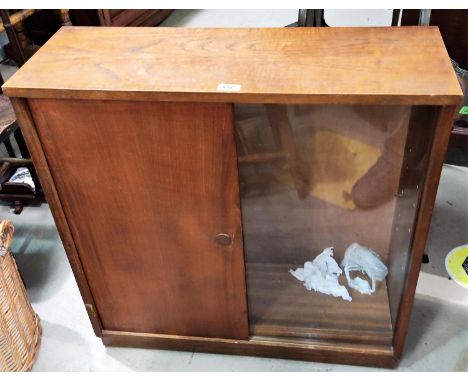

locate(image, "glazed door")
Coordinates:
29 99 249 339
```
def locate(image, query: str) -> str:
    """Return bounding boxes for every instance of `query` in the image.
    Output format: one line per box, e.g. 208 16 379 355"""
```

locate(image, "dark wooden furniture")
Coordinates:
0 11 44 213
0 75 42 213
0 9 71 65
0 9 37 65
397 9 468 163
68 10 173 27
0 107 42 212
97 10 173 27
399 10 468 68
2 26 462 368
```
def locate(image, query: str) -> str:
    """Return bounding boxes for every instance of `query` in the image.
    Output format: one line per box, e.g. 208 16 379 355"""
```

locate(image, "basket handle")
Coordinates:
0 220 14 257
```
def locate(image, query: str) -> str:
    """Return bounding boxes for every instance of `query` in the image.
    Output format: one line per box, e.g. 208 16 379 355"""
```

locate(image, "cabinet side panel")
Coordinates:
391 106 458 359
387 106 440 326
10 98 103 336
28 99 249 340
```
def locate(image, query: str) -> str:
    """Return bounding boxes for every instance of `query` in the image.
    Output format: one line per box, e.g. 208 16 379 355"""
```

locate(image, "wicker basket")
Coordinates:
0 220 41 371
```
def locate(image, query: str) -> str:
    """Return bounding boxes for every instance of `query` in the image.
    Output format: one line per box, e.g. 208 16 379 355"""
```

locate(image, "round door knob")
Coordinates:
215 233 233 246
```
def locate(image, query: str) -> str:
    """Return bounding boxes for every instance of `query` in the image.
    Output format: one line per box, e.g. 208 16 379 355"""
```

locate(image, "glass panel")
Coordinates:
234 104 437 347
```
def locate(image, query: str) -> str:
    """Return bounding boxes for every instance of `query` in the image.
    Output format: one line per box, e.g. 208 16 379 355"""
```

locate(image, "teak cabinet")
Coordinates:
3 26 462 368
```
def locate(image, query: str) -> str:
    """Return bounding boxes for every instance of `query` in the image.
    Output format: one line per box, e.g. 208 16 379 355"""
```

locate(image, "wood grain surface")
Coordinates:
10 98 103 336
27 98 249 340
247 263 393 347
3 26 462 105
101 329 395 368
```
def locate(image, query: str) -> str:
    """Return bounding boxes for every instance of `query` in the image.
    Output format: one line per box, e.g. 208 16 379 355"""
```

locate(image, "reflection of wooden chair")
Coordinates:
234 12 318 199
235 104 310 199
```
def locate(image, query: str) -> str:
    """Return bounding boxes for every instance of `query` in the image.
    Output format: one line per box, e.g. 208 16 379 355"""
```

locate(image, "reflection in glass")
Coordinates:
234 104 432 347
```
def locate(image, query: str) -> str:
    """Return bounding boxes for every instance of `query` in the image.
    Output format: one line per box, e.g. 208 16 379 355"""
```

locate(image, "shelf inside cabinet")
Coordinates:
247 263 393 347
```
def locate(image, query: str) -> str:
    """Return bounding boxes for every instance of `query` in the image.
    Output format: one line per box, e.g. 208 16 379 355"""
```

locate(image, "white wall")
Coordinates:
325 9 394 27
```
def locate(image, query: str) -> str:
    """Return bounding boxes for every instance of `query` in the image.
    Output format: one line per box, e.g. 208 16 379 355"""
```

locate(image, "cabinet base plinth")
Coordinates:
101 330 396 368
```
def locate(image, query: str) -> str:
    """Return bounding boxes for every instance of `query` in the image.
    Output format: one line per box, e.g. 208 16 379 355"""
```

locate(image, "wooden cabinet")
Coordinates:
2 26 462 368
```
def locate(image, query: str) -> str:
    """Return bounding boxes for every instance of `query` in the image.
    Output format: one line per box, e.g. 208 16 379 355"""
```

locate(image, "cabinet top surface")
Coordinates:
2 26 462 104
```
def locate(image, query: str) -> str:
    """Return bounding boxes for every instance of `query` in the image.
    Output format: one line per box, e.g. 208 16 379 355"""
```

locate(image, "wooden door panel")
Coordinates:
29 99 249 340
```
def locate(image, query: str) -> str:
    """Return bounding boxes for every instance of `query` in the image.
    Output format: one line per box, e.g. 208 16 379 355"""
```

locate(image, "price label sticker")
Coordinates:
217 83 241 92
